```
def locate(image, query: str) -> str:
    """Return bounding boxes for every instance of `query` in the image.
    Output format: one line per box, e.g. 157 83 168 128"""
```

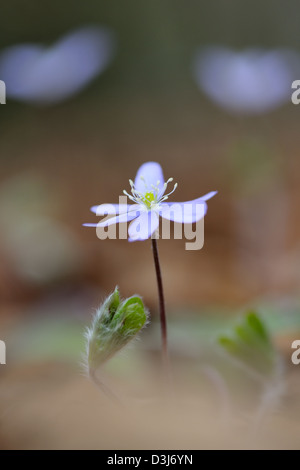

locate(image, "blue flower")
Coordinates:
84 162 217 241
194 47 296 114
0 26 115 105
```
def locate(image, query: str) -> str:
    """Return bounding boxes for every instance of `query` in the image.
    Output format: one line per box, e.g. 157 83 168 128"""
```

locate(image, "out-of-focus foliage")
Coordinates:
219 312 277 376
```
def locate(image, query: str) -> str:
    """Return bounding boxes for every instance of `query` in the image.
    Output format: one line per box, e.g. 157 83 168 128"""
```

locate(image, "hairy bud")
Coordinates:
85 287 148 373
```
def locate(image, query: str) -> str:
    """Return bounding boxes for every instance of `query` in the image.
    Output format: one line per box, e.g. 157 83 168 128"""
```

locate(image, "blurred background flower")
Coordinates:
0 26 115 104
194 47 300 114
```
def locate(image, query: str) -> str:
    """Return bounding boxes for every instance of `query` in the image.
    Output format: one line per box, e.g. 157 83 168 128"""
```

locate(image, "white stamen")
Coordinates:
139 175 149 190
160 182 178 202
123 174 177 209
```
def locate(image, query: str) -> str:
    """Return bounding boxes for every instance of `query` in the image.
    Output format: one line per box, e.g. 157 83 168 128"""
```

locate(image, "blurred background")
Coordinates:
0 0 300 449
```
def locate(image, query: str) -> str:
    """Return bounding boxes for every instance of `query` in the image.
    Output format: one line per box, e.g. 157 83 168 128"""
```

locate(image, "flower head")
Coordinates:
83 161 217 241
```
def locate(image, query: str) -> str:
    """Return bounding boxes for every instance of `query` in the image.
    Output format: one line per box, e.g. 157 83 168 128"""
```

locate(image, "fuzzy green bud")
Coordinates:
85 287 148 372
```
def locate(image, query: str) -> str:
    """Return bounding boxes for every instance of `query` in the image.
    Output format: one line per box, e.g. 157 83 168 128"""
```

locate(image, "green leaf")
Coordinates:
247 312 269 342
218 311 276 376
218 337 239 354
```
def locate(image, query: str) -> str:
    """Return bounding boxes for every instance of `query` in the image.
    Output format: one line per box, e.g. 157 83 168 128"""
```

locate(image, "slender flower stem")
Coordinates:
151 237 170 377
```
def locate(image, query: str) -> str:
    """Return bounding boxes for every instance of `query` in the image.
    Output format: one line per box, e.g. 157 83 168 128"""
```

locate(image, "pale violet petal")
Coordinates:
128 211 159 241
90 203 138 215
159 199 208 223
96 210 139 228
199 190 218 201
134 162 165 196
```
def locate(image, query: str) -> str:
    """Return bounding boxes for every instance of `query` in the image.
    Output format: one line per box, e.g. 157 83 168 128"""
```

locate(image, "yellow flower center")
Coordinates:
123 176 178 210
142 191 156 209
